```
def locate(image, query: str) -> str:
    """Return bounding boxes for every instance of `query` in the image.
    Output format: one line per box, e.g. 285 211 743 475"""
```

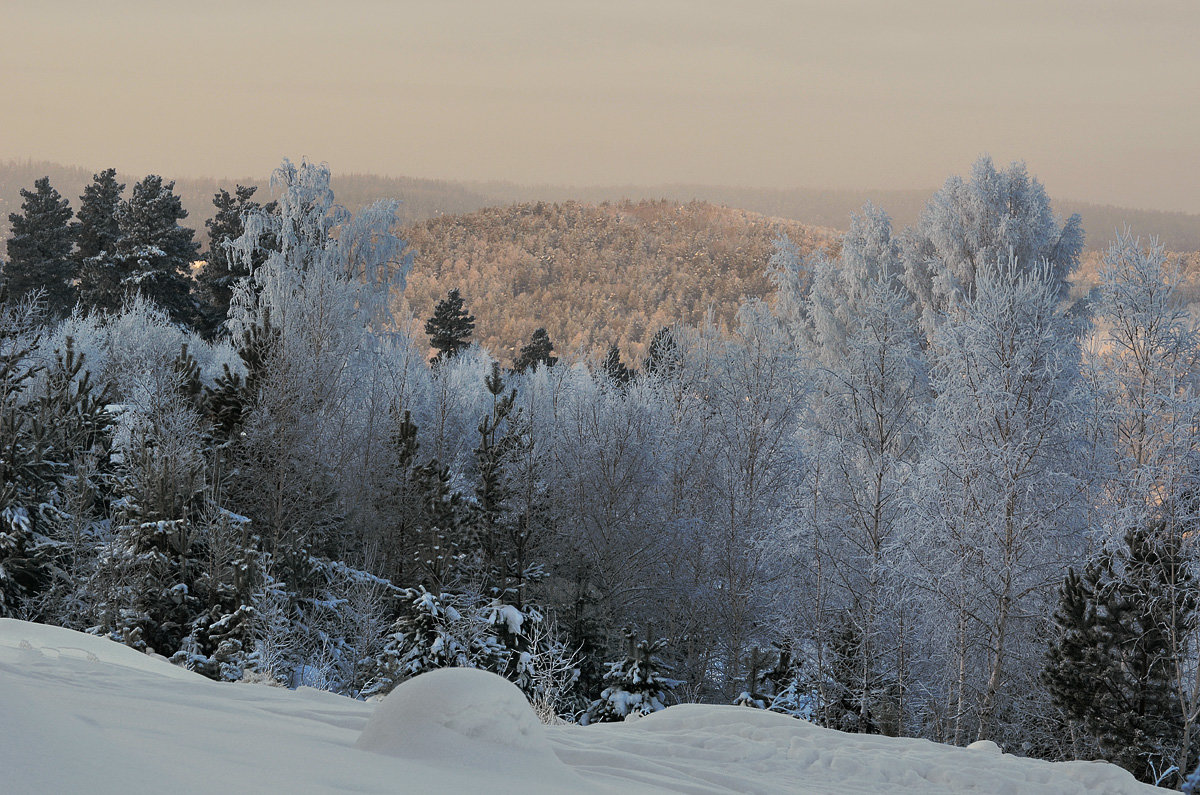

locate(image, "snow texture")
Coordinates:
0 619 1160 794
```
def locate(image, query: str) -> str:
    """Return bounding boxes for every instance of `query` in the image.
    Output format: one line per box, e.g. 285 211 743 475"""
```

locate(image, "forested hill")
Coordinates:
399 199 836 363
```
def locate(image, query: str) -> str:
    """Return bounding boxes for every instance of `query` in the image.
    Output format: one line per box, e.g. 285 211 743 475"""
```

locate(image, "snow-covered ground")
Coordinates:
0 619 1160 794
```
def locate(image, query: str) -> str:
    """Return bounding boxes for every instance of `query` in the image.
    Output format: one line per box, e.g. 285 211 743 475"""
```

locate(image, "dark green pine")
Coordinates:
4 177 76 317
115 175 200 326
74 168 125 313
425 288 475 363
513 327 557 373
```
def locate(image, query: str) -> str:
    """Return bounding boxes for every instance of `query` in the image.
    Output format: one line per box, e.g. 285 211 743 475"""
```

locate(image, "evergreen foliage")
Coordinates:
1044 524 1199 783
643 326 680 378
3 177 76 316
513 327 556 373
582 633 680 724
113 175 200 326
425 288 475 363
74 169 125 313
602 344 633 385
197 185 277 336
0 294 113 618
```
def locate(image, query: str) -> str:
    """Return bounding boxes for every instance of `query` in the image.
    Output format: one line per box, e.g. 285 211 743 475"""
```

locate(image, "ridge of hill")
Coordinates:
5 161 1200 253
400 199 836 363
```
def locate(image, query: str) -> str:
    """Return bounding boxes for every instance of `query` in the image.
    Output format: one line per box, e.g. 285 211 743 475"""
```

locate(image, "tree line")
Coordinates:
2 156 1199 786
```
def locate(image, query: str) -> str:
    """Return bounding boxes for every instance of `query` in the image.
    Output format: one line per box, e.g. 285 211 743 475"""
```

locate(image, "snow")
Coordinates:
0 619 1161 794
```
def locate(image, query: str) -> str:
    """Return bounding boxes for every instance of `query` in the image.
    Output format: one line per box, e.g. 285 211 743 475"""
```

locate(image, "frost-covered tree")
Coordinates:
902 156 1083 338
197 185 277 336
1088 232 1200 527
701 302 804 699
909 256 1085 745
4 177 75 316
792 205 924 734
643 326 681 379
223 158 408 558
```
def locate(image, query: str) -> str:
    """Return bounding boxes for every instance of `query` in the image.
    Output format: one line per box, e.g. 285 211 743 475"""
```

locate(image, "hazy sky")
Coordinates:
4 0 1199 212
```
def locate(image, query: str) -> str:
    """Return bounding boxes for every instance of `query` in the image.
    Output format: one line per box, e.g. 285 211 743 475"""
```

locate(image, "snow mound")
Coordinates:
356 667 554 756
0 617 197 682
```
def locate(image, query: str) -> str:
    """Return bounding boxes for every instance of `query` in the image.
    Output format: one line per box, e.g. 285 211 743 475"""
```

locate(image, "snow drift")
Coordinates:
0 619 1159 794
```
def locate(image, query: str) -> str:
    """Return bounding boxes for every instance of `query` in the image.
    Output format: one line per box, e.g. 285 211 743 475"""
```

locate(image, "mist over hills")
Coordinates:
4 160 1199 253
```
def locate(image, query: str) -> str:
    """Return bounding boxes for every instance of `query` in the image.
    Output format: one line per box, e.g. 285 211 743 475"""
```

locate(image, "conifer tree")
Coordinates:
4 177 76 316
424 288 475 363
643 326 680 378
1 296 113 619
513 327 556 373
602 343 633 385
74 168 125 313
582 632 680 724
114 175 200 326
1044 524 1199 783
197 185 276 336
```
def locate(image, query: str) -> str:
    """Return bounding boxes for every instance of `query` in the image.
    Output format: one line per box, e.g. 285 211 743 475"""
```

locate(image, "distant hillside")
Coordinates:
7 161 1200 252
400 200 836 363
469 182 1200 253
0 161 500 244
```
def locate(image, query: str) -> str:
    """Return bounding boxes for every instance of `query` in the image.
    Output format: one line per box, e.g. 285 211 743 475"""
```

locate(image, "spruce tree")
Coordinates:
1044 524 1198 783
3 177 76 316
513 327 557 373
424 288 475 363
602 343 633 385
114 175 200 326
582 632 680 724
74 168 125 313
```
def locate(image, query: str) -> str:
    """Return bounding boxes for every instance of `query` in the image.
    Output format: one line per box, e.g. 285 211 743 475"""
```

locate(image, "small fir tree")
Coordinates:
582 632 681 724
425 288 475 363
4 177 76 316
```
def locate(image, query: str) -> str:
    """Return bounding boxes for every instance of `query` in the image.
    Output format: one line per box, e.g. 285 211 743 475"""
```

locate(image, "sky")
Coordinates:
3 0 1199 212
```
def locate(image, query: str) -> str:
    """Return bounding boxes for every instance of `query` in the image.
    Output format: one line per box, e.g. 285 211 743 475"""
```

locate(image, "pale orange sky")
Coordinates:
3 0 1198 212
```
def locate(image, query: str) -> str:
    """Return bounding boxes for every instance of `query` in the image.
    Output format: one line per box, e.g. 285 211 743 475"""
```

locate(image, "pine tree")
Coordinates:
74 168 125 313
473 362 520 594
512 327 557 373
197 185 277 336
1044 524 1198 783
114 175 200 326
4 177 76 316
424 288 475 363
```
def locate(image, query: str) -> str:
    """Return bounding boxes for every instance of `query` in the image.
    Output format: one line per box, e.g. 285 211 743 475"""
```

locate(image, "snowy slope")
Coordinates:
0 619 1160 794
